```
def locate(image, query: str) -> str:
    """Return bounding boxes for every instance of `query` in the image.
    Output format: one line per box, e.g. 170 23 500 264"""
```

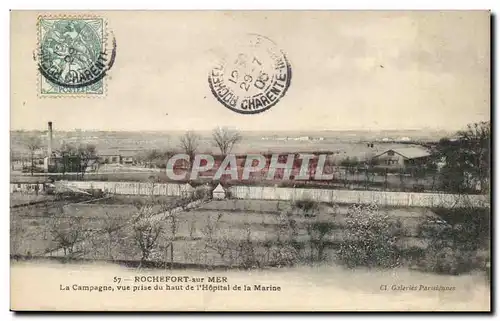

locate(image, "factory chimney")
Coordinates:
48 121 53 157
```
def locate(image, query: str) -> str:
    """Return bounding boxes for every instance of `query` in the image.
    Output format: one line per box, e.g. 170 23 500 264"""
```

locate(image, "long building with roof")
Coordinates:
372 147 432 168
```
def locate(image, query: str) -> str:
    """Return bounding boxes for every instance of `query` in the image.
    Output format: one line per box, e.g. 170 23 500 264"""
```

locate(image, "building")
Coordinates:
97 149 139 165
118 150 139 164
212 183 226 199
372 147 431 168
98 152 122 164
10 176 52 194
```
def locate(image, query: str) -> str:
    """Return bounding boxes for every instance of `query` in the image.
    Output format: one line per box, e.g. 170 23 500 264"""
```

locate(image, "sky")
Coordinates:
10 11 490 132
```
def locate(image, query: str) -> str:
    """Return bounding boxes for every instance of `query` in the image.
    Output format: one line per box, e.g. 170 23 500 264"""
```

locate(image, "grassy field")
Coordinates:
9 195 180 257
11 196 432 265
10 194 57 207
11 194 489 277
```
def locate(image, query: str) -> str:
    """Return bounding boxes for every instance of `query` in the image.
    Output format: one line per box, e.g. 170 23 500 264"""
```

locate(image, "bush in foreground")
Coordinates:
417 219 489 275
338 204 402 268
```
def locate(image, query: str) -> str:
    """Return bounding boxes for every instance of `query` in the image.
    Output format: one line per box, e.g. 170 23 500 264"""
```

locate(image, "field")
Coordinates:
10 128 446 157
11 195 438 267
10 193 56 207
10 190 490 283
10 195 179 257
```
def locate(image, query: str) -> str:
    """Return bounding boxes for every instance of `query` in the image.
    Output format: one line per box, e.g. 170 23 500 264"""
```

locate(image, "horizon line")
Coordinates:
10 127 460 133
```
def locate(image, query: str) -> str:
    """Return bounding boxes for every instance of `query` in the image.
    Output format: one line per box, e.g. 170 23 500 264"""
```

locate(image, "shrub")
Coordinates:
338 204 402 268
419 246 478 275
263 212 301 266
86 188 105 198
293 198 319 217
417 218 489 275
340 157 359 167
193 186 211 200
267 243 298 267
308 221 336 262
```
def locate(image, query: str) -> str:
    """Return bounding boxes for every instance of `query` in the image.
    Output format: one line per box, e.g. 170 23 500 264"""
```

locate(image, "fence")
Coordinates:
53 181 488 208
55 180 195 197
10 183 44 193
228 186 489 208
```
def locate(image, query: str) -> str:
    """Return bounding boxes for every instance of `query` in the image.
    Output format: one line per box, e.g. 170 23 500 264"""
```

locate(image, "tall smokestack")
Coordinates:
48 121 53 157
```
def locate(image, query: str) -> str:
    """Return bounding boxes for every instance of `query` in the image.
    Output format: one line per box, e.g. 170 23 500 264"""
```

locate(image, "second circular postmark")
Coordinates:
208 34 292 114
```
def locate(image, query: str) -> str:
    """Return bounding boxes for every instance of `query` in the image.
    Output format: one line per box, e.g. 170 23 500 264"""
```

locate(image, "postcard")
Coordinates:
10 10 491 311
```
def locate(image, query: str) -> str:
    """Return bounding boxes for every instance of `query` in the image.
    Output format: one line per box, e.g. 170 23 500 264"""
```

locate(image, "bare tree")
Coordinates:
202 213 262 268
26 136 42 176
147 175 159 199
102 211 122 260
292 198 320 263
202 213 231 265
212 127 242 155
77 144 97 179
179 131 200 169
132 205 164 266
266 211 299 267
165 211 179 268
10 148 17 171
49 213 87 258
10 218 26 256
235 223 260 268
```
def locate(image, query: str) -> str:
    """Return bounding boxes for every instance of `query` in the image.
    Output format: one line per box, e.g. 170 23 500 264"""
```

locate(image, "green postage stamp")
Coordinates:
37 16 116 97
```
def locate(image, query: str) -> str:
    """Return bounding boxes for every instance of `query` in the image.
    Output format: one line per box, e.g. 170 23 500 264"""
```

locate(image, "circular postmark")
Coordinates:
208 34 292 114
37 18 116 88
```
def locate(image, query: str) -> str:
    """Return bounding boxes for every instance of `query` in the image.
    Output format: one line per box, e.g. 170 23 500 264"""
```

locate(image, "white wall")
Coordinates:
51 181 488 208
228 186 488 208
55 181 194 197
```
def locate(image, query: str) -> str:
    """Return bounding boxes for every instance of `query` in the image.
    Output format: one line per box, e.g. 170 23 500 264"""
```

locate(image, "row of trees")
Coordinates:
179 127 242 168
24 136 43 176
38 196 488 275
139 127 242 169
17 134 98 178
39 186 213 265
16 127 241 176
54 143 98 178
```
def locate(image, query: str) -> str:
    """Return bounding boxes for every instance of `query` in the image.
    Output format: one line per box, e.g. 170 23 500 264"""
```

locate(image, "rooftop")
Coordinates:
98 149 140 157
11 176 52 184
376 147 431 159
213 183 225 193
118 150 140 157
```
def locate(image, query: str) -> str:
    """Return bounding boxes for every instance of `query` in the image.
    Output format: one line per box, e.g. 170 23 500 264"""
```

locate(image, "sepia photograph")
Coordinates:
9 10 491 311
